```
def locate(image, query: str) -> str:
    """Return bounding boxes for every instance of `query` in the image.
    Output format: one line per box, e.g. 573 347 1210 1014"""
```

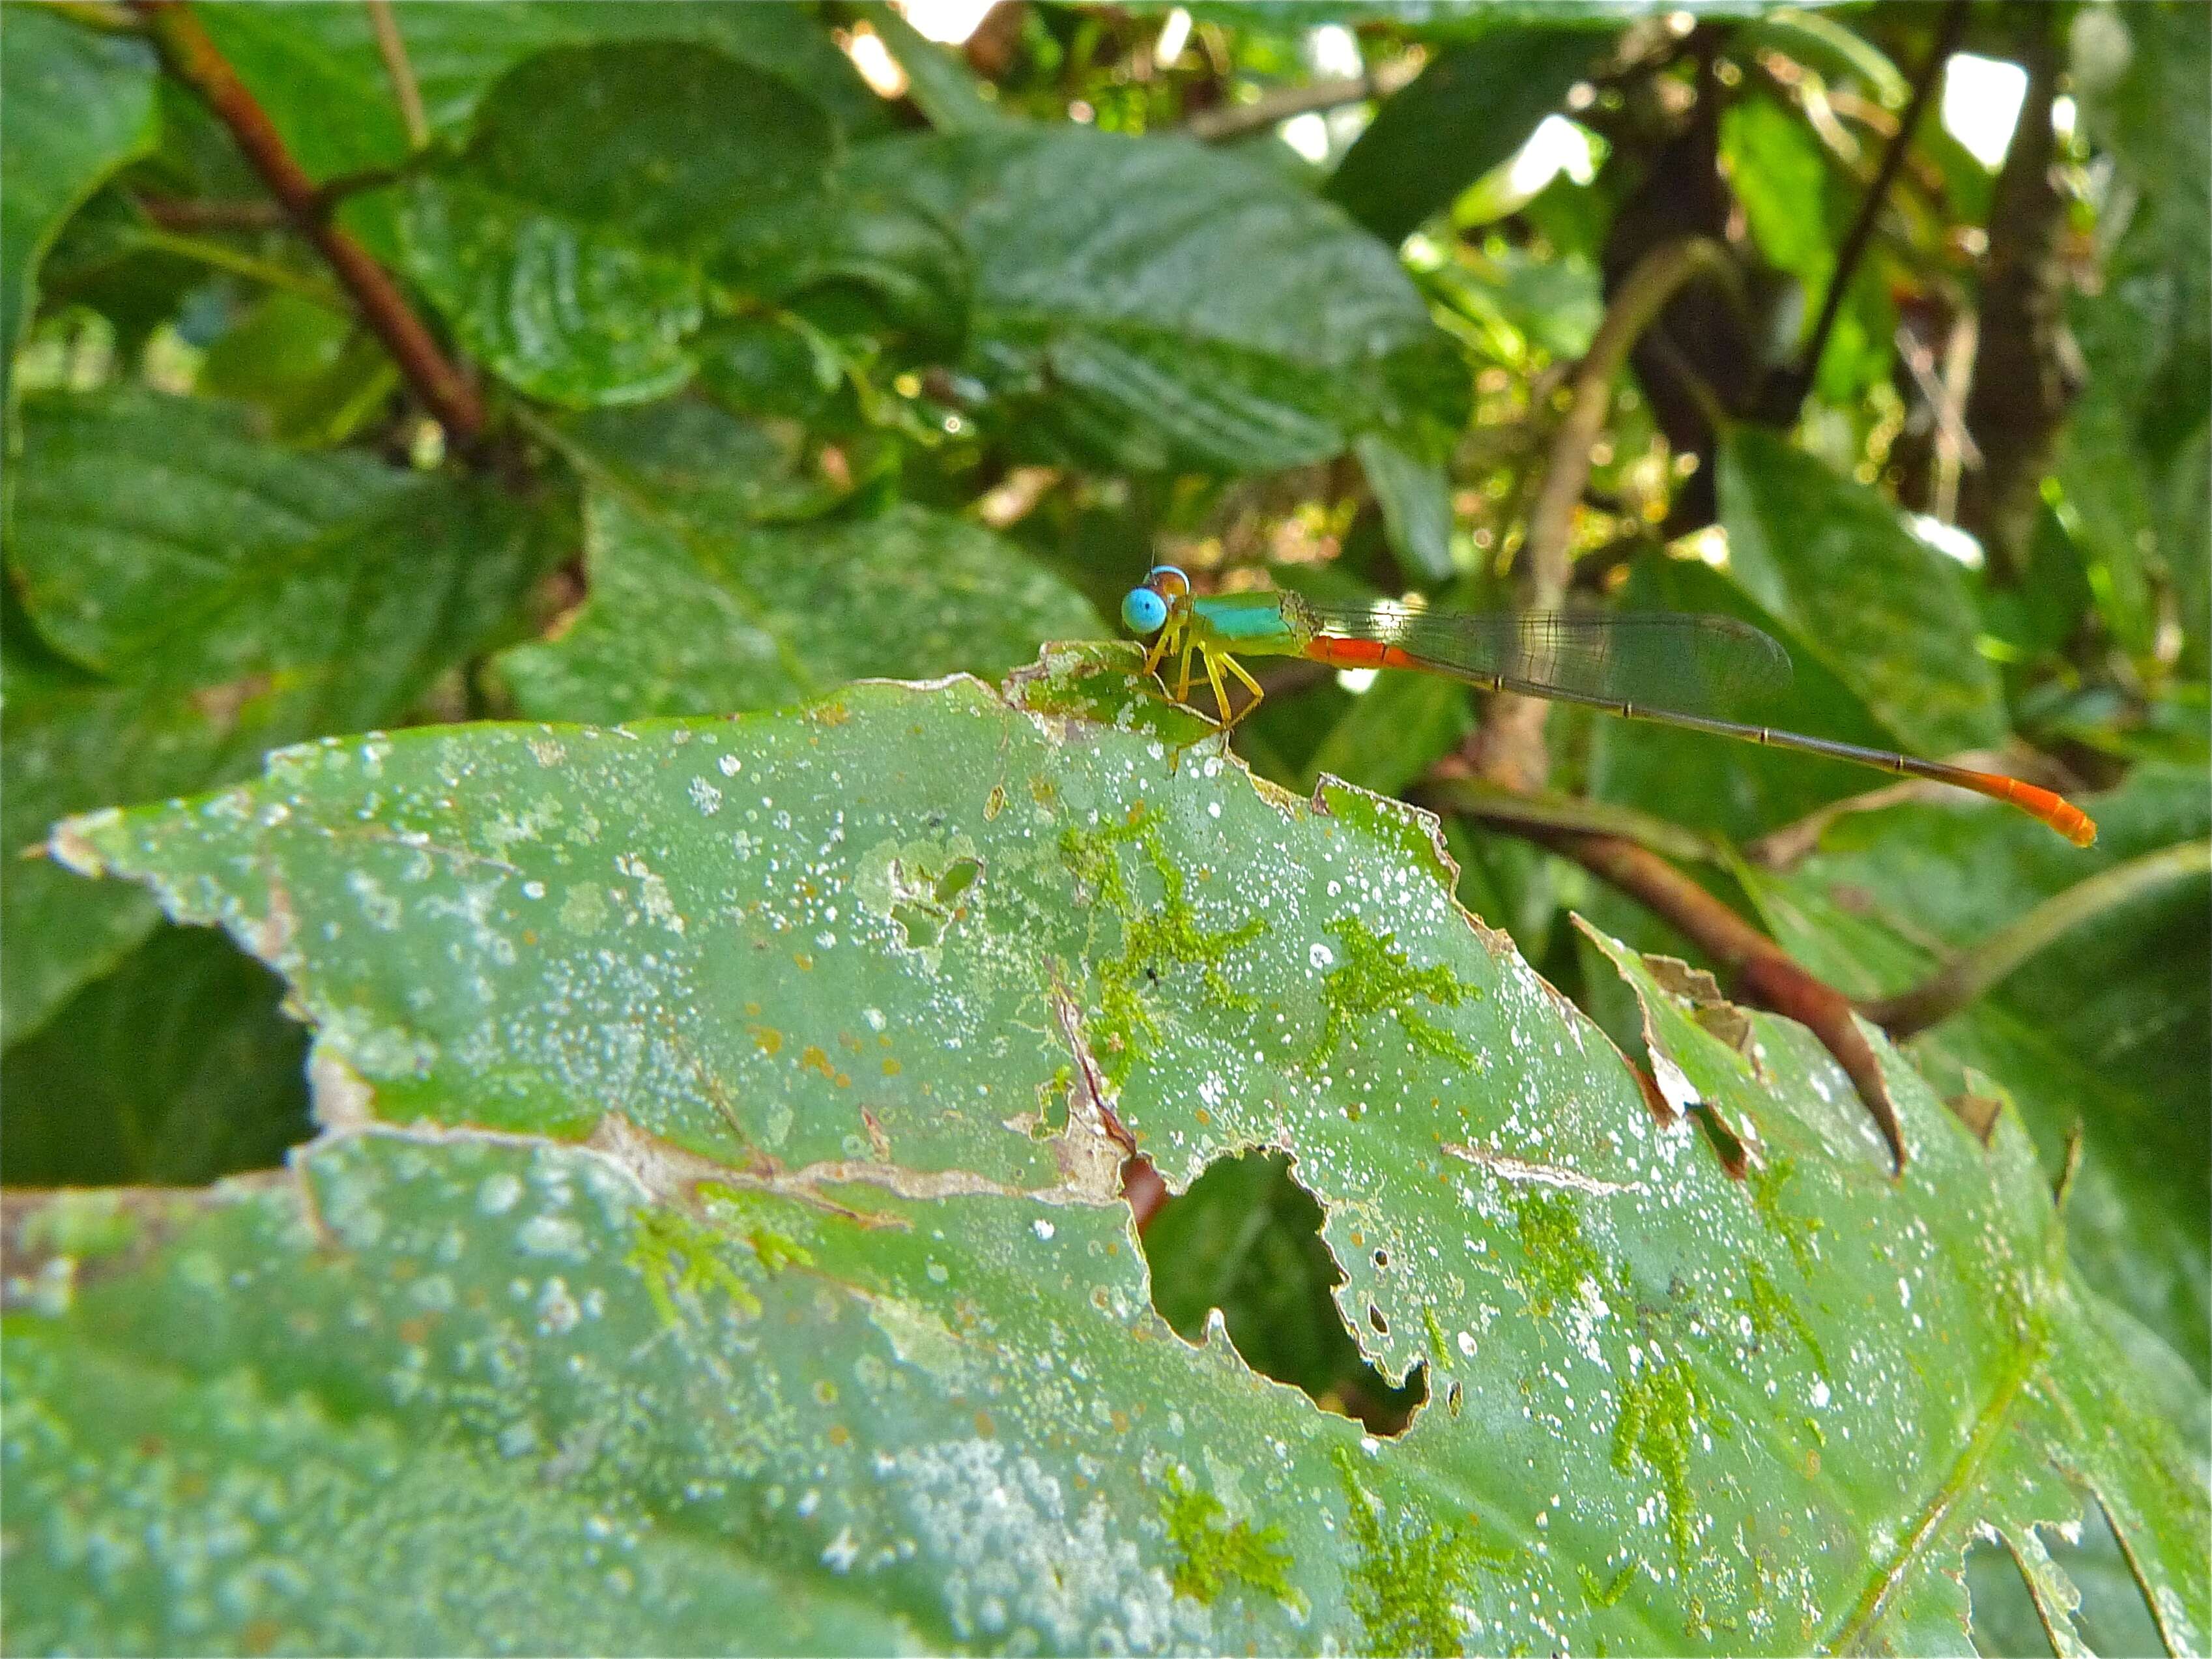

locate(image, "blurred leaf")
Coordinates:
0 9 157 404
852 127 1470 472
1732 12 1907 108
1719 427 2006 754
1 390 561 1043
2061 4 2211 660
1324 27 1607 244
2071 3 2210 317
1977 502 2093 663
22 656 2207 1652
196 291 399 446
1433 243 1603 362
195 1 883 186
1720 94 1891 401
694 314 848 425
399 44 835 407
495 403 1100 720
1352 433 1454 583
1297 672 1469 798
0 924 309 1187
2056 212 2209 657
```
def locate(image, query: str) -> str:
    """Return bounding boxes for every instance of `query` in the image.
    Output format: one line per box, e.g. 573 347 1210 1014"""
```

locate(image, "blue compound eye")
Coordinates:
1121 586 1170 635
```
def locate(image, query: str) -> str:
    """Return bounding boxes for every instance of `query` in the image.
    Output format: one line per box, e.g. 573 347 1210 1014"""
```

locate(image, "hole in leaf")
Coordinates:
1139 1149 1426 1435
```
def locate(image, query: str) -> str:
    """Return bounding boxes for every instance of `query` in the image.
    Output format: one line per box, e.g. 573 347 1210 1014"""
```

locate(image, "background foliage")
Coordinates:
2 2 2204 1654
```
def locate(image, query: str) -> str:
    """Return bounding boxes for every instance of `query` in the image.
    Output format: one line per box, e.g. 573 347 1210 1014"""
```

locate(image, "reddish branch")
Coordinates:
1518 825 1907 1172
130 0 484 441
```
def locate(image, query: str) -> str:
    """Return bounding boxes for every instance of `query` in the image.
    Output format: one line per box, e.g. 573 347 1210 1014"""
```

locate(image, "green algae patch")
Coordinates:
1060 803 1265 1083
1510 1190 1605 1318
1335 1446 1515 1656
1161 1466 1299 1609
1311 916 1479 1067
1747 1153 1824 1278
625 1204 764 1325
1611 1358 1710 1569
1739 1258 1830 1381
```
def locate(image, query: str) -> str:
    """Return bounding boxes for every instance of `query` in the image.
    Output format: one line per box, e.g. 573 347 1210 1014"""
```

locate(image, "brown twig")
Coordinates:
364 0 429 151
1499 821 1907 1172
1469 235 1740 789
1860 839 2209 1039
130 0 484 441
1418 773 1720 865
1185 57 1421 143
1794 0 1968 400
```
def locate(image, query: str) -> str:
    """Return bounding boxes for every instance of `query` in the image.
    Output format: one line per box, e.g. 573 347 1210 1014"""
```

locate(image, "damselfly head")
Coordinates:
1121 585 1169 635
1121 564 1191 635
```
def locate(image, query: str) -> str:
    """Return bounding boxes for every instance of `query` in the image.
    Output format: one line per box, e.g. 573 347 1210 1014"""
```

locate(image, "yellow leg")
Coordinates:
1175 635 1196 702
1203 650 1234 728
1217 652 1267 736
1142 617 1178 678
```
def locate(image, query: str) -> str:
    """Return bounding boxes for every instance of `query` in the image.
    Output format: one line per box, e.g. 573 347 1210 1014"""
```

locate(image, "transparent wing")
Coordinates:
1304 603 1794 720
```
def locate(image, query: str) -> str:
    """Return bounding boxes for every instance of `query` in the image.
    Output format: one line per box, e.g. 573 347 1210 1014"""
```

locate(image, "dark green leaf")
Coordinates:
1588 557 1912 841
0 9 157 402
1325 27 1607 244
1 390 560 1042
1719 427 2007 754
852 127 1470 472
0 924 309 1187
194 292 399 447
194 1 883 186
398 44 835 407
495 403 1100 719
1353 433 1455 583
1720 94 1891 401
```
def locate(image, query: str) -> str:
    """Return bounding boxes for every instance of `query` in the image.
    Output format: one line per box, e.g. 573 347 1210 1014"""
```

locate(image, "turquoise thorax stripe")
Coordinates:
1192 593 1296 645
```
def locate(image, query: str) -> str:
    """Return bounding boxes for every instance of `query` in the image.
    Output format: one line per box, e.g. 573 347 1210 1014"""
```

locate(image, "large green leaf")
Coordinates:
850 127 1471 472
1717 427 2007 755
1 390 560 1043
18 650 2203 1653
494 403 1100 719
397 43 837 407
192 1 882 187
1325 25 1607 244
0 8 157 403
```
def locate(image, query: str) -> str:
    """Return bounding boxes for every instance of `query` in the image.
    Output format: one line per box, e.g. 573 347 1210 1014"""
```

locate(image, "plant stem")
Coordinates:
1859 839 2211 1038
128 225 347 309
1185 58 1420 143
1418 774 1721 865
130 0 484 441
364 0 429 151
1471 235 1740 790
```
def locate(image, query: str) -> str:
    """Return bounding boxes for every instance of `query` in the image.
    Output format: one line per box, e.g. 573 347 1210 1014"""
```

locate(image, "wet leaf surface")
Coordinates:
18 652 2203 1654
